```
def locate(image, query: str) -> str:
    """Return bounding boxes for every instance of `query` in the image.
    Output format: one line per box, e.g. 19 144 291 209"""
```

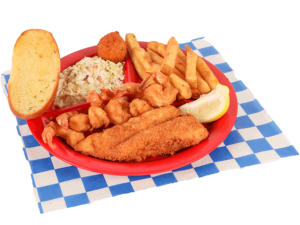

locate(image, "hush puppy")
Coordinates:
97 31 127 63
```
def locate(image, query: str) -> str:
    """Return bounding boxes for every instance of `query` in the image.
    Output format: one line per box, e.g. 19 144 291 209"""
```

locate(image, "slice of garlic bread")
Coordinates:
8 29 60 119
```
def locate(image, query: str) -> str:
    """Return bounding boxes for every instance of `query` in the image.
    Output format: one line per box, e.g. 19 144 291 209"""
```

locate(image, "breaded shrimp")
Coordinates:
56 111 91 132
88 106 110 129
86 90 104 108
42 121 85 149
42 121 56 149
69 114 91 132
142 71 178 107
56 111 79 130
104 98 132 125
85 89 113 129
113 71 178 107
100 89 116 100
129 99 153 117
114 74 154 98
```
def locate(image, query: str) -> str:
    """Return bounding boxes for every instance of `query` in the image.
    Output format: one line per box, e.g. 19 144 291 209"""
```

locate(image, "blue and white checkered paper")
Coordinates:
2 38 298 214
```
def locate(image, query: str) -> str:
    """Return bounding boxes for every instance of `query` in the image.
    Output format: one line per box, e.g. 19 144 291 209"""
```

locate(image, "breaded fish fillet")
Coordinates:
74 105 181 157
101 114 209 161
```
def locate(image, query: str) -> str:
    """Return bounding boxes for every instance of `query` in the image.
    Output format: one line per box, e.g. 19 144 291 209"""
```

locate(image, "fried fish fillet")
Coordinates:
74 105 181 157
100 114 208 161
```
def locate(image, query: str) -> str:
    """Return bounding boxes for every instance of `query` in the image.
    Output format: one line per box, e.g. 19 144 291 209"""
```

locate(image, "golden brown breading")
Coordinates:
129 99 153 117
74 105 181 158
104 98 132 125
113 114 209 161
88 107 110 129
74 133 100 156
97 31 127 63
69 113 91 132
42 121 85 149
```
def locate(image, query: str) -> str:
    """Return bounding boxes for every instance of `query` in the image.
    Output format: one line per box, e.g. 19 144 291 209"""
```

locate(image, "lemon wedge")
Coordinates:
179 83 230 123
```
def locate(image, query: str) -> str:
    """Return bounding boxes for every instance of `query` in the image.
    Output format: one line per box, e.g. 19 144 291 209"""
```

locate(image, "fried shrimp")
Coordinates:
42 121 85 149
68 114 91 132
86 90 104 108
56 111 79 130
87 84 150 125
88 106 110 129
100 88 115 100
104 98 132 125
56 111 91 132
113 77 153 99
114 71 178 107
142 71 178 107
42 122 56 149
86 89 118 108
129 99 153 117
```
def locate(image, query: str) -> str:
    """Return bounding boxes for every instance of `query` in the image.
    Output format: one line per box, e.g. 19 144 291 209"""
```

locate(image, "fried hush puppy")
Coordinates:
97 31 127 63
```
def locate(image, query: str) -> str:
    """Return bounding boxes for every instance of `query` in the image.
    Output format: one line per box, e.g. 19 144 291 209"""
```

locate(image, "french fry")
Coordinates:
180 45 218 90
177 48 187 63
148 42 187 77
125 34 154 83
151 62 162 71
177 94 185 101
125 33 140 58
147 47 163 64
150 42 211 94
157 43 166 57
160 37 179 76
169 73 192 99
191 88 201 99
147 48 163 64
171 69 185 80
196 56 219 90
132 47 153 71
147 40 162 57
142 55 191 99
133 48 163 76
145 42 166 57
147 48 185 80
196 74 211 94
130 36 217 100
185 45 197 89
174 57 186 76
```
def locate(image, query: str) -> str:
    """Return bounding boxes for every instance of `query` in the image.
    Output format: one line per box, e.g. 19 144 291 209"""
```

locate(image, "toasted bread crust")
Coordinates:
8 29 60 119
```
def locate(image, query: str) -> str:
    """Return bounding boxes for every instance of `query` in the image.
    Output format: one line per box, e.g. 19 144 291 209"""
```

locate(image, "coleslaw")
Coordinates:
54 56 125 108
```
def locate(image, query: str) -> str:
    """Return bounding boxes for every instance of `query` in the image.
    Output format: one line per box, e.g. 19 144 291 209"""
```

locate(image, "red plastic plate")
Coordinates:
27 42 238 176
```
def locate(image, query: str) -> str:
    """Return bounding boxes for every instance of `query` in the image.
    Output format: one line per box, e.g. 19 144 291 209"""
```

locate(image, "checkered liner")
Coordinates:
2 37 298 214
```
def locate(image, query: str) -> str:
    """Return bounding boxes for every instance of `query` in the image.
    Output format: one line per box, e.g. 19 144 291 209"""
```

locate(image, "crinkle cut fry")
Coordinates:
104 114 209 161
74 105 181 157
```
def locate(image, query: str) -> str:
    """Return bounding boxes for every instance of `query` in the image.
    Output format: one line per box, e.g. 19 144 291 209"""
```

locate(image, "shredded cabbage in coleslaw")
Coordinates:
54 56 125 108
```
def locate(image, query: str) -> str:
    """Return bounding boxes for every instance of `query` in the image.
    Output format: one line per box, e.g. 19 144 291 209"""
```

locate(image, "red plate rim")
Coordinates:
27 42 238 176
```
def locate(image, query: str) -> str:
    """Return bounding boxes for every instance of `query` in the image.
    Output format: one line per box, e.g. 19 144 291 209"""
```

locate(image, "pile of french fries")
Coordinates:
125 33 219 100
